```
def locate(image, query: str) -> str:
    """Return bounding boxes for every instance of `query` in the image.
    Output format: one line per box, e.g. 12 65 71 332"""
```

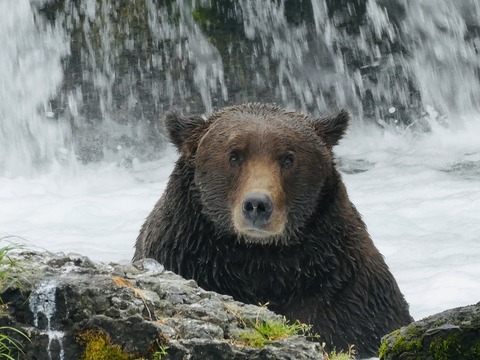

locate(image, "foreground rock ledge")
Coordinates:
0 251 323 359
380 302 480 360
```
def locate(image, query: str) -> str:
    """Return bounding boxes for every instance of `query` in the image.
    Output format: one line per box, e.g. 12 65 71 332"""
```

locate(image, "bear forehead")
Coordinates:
204 107 320 145
209 104 310 128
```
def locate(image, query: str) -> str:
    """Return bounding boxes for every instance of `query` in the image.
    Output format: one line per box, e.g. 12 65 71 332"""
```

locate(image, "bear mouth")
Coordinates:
235 225 288 245
241 227 275 238
232 212 287 243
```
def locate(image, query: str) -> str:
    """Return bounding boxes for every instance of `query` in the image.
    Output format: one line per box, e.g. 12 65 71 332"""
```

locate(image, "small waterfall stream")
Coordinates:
29 280 66 360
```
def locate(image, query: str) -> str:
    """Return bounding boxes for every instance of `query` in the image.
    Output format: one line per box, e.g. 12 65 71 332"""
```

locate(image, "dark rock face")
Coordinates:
380 302 480 360
0 252 323 360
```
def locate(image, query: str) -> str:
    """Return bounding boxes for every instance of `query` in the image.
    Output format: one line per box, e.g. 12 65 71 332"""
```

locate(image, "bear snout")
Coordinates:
231 157 287 240
233 188 286 240
242 192 273 227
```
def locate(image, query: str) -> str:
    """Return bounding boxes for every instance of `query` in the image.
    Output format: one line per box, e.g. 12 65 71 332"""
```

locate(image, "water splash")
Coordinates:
0 0 75 177
29 280 66 360
2 0 480 169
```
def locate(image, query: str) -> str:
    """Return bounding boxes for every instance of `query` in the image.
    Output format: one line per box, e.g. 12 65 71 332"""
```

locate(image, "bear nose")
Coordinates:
242 192 273 226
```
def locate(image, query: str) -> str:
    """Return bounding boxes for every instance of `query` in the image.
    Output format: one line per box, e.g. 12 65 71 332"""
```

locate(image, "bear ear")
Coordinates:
164 111 209 153
312 109 350 147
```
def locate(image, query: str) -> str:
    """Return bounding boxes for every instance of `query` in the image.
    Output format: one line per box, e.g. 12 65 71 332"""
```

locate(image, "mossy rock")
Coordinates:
77 329 135 360
379 302 480 360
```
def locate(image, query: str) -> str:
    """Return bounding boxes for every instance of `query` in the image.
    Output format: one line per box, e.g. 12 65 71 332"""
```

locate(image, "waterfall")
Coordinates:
1 0 479 175
400 0 480 117
145 0 228 114
0 0 74 177
29 280 66 360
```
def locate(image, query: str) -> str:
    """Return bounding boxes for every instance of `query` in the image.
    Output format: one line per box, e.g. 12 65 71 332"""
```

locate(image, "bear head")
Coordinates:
165 103 349 245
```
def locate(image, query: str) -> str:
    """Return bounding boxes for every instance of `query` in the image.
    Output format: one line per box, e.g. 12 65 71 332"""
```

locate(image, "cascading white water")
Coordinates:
239 0 313 111
219 0 480 125
2 0 479 174
0 0 75 177
29 280 66 360
400 0 480 118
145 0 228 114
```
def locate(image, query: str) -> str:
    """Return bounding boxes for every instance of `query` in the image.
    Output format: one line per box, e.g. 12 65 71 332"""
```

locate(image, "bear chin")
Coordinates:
235 231 294 246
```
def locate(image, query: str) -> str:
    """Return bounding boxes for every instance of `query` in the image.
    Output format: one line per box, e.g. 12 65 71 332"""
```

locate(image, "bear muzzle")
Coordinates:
231 158 287 240
232 191 286 239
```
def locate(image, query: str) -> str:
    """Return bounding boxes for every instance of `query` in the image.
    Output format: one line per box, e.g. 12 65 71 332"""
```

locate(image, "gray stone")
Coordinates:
0 251 323 359
379 302 480 360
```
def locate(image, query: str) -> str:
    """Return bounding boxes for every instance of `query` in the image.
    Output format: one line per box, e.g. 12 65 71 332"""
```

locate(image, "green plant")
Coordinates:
0 240 29 359
0 242 19 290
322 344 356 360
153 345 169 360
0 326 30 360
238 317 310 348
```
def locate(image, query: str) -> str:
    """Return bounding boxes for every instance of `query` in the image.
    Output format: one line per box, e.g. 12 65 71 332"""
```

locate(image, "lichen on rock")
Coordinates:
380 302 480 360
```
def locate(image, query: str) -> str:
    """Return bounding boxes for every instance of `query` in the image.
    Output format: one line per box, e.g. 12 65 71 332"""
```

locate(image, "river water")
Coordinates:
0 1 479 356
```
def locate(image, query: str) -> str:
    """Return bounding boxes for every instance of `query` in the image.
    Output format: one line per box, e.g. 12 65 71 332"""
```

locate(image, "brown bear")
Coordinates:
133 103 412 356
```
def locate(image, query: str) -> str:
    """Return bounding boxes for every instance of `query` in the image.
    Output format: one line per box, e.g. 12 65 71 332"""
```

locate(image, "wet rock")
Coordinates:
0 252 323 360
379 302 480 360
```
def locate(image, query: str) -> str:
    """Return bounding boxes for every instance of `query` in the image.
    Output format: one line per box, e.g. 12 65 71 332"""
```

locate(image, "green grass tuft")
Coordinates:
152 345 169 360
0 240 29 358
0 326 30 360
238 317 310 348
321 343 356 360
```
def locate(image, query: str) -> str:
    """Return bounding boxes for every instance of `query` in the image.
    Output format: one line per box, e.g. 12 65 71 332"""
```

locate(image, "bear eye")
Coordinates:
229 151 243 166
281 154 294 169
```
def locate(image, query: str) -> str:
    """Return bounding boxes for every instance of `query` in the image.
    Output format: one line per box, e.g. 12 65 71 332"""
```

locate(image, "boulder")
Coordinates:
0 251 323 360
379 302 480 360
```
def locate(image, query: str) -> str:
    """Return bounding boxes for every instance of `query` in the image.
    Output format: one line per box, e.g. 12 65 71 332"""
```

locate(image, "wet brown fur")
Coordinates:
134 103 413 357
